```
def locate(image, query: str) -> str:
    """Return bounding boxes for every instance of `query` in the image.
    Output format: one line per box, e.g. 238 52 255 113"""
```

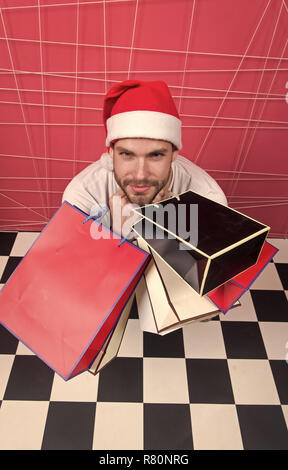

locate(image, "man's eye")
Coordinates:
150 153 164 158
120 152 132 156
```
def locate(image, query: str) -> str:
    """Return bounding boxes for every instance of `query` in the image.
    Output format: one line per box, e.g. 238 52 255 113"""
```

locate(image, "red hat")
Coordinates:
103 80 182 149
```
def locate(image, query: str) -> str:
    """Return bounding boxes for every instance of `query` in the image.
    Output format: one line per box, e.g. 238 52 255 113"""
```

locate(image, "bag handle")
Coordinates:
82 205 109 224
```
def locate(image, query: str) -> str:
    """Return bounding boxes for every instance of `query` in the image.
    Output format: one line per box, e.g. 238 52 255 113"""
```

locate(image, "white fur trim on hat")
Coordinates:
106 110 182 149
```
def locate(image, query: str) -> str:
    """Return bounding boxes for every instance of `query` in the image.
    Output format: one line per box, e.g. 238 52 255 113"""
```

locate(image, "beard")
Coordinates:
114 171 171 206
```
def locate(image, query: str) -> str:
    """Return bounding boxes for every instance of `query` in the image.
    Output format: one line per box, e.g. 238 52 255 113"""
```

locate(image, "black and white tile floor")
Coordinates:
0 232 287 450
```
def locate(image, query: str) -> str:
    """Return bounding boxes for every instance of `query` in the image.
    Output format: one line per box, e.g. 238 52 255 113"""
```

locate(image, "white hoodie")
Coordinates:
62 152 227 233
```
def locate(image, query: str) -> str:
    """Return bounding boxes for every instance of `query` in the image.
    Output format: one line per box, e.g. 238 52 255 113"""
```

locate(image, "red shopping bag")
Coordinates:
0 202 150 380
207 241 278 313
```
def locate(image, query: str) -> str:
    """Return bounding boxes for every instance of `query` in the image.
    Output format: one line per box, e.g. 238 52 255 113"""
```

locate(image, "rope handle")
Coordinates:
82 205 109 224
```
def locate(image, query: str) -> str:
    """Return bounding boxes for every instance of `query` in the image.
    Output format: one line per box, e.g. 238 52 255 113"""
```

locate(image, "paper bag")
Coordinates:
89 293 135 374
0 202 150 380
207 240 278 313
133 190 270 296
136 238 228 335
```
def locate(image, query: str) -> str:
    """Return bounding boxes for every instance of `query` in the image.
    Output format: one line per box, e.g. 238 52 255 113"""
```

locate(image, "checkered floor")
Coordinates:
0 231 288 450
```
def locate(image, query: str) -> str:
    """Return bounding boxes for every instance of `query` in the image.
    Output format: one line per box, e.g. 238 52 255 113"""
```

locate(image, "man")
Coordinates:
62 80 227 237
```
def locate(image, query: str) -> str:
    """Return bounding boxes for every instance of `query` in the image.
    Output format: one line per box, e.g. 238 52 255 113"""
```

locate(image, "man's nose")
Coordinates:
134 158 148 180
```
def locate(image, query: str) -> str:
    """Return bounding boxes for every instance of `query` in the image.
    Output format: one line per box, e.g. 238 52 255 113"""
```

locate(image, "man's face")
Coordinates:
110 138 178 206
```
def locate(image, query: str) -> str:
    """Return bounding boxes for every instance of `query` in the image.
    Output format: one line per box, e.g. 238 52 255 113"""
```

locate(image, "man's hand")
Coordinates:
152 187 175 204
109 188 140 238
109 185 177 238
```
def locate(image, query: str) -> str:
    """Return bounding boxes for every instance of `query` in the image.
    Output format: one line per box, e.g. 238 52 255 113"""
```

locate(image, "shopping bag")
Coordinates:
89 293 135 374
133 190 270 296
0 202 150 380
135 238 238 335
207 240 278 313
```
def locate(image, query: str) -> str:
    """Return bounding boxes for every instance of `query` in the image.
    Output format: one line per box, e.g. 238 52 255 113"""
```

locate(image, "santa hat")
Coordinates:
103 80 182 150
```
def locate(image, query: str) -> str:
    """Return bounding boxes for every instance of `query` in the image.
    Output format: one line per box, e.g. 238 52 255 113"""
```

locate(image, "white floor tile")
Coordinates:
220 291 258 322
0 257 9 279
190 404 243 450
9 232 39 257
50 369 99 402
0 401 49 450
93 402 143 450
183 320 226 358
259 322 288 360
143 358 189 403
268 239 288 263
249 263 283 290
0 355 14 400
281 405 288 429
228 359 280 405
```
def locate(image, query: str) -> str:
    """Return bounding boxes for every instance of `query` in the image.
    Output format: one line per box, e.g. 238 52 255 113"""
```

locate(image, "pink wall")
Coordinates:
0 0 287 236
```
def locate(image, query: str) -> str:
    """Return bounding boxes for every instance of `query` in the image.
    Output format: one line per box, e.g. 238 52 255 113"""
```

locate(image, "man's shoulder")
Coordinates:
69 152 113 182
62 152 115 212
173 154 211 177
172 155 227 205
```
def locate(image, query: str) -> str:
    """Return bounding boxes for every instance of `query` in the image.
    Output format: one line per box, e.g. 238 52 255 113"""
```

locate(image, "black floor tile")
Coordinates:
250 290 288 321
143 329 185 358
186 359 235 404
0 232 17 255
0 257 23 284
269 360 288 404
221 321 267 359
97 357 143 402
4 355 54 401
42 401 96 450
0 324 19 354
237 405 288 450
144 403 193 450
275 263 288 290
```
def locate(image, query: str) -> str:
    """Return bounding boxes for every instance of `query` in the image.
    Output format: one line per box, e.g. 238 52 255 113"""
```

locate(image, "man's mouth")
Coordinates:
129 185 152 194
